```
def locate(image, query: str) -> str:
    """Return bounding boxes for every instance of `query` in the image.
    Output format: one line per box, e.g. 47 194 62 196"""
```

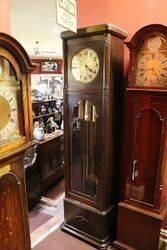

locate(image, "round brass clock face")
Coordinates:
0 85 18 141
136 53 167 87
71 48 100 83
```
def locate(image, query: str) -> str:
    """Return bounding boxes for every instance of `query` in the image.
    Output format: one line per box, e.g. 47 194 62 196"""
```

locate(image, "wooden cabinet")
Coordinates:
114 24 167 250
25 144 41 210
25 133 64 208
39 133 64 192
61 24 127 248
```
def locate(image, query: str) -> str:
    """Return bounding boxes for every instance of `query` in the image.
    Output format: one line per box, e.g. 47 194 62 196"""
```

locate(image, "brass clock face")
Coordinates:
71 48 100 83
0 85 19 142
135 36 167 87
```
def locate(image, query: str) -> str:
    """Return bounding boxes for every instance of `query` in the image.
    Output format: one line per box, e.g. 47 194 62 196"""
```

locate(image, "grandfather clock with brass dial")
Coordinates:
0 33 34 250
114 24 167 250
61 24 127 248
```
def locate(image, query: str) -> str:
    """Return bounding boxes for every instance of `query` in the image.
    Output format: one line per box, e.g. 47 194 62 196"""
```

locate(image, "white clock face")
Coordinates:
0 85 18 142
71 48 100 83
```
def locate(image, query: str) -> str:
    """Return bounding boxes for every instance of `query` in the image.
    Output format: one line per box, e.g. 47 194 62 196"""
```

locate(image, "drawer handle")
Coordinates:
74 215 87 224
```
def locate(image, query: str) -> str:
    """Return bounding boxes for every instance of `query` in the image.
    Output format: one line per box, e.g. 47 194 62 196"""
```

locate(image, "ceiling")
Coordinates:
10 0 67 58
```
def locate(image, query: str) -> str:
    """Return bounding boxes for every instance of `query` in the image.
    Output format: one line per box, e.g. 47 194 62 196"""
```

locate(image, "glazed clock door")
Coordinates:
70 98 101 200
0 56 24 146
127 104 165 207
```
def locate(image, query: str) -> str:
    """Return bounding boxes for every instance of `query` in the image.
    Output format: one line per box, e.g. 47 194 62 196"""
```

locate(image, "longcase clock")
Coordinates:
0 33 34 250
114 24 167 250
61 24 127 248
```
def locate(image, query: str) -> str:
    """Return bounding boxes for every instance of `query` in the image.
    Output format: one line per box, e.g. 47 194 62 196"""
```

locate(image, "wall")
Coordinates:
0 0 10 33
77 0 167 76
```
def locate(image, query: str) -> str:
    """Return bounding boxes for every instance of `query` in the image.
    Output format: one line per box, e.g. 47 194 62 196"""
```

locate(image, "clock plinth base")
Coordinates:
114 201 166 250
61 198 116 249
61 222 110 249
112 240 136 250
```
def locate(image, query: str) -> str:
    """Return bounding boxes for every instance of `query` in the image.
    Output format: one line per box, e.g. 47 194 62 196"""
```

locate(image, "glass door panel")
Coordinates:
130 108 163 205
71 100 101 199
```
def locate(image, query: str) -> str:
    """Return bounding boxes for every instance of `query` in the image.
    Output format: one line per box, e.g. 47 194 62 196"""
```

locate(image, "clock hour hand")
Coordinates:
145 68 160 83
85 64 95 73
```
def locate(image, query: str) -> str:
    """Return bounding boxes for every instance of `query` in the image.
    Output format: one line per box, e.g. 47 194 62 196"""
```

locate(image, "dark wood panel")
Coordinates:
114 203 162 250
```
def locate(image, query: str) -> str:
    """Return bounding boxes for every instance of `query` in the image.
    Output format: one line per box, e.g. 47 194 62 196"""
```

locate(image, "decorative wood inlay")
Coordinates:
0 173 25 249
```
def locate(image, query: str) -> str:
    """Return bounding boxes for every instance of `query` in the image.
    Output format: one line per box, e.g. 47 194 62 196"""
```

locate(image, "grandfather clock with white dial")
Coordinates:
61 24 127 248
114 24 167 250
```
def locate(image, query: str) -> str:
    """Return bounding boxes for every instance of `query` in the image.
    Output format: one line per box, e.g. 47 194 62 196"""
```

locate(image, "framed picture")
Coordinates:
41 61 57 72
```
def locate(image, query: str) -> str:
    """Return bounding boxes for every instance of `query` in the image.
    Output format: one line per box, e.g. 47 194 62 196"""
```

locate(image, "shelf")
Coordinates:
33 112 57 119
32 97 63 104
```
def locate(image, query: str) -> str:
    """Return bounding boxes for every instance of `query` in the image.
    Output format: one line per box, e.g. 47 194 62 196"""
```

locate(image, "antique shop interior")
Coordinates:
0 1 167 250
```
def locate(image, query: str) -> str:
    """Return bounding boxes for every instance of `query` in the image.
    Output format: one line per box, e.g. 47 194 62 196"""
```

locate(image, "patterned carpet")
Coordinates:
29 192 65 248
28 179 167 249
28 179 64 248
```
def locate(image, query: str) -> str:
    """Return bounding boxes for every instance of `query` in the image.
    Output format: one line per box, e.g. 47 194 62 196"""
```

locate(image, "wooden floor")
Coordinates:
43 178 65 200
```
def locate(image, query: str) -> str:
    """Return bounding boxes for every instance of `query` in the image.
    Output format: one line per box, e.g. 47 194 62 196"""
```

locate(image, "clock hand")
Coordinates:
85 64 95 73
145 68 160 83
145 68 154 71
152 69 160 83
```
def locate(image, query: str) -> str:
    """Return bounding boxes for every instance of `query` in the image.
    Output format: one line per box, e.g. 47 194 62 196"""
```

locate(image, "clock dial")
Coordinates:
71 48 100 83
136 53 167 87
0 85 19 143
135 34 167 88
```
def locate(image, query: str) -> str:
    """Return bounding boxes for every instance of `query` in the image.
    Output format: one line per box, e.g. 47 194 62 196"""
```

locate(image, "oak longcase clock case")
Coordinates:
114 24 167 250
0 33 34 250
61 24 127 248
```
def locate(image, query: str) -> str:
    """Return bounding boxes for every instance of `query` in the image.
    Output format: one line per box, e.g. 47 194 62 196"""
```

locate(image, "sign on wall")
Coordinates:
56 0 77 33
